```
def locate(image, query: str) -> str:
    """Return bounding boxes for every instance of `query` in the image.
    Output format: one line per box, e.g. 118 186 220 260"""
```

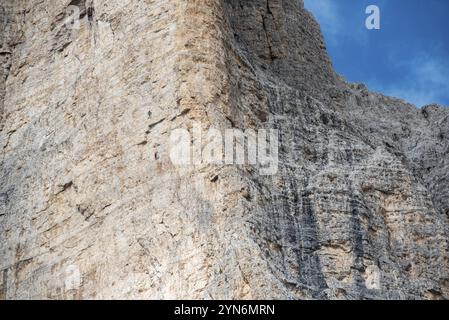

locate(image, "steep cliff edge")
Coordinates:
1 0 448 299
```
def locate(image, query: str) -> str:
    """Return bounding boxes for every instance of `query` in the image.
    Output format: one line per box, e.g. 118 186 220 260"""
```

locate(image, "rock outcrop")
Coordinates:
1 0 448 299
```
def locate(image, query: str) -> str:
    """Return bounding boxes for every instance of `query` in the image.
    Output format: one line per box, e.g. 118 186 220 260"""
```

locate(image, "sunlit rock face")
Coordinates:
0 0 448 300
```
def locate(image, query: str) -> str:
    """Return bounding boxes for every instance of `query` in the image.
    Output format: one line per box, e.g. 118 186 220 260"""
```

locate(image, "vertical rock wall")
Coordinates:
1 0 448 299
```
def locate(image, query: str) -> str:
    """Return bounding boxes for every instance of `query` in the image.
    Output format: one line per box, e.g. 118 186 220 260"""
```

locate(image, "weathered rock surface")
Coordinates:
1 0 448 299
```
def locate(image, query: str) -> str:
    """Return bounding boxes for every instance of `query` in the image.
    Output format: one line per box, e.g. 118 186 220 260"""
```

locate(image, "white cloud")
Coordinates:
303 0 370 46
368 54 449 107
304 1 449 106
304 0 342 41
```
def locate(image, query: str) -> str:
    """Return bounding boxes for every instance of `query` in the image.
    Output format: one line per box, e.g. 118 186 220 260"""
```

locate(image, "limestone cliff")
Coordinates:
1 0 448 299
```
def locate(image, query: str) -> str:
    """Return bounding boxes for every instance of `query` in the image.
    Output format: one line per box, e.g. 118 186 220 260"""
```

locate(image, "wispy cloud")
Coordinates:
367 53 449 107
303 0 370 45
304 0 449 107
303 0 342 43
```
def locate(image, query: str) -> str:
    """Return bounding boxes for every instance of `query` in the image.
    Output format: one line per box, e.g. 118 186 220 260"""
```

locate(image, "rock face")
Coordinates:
1 0 448 300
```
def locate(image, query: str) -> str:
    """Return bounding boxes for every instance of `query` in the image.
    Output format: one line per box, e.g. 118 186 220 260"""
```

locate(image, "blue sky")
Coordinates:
304 0 449 107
